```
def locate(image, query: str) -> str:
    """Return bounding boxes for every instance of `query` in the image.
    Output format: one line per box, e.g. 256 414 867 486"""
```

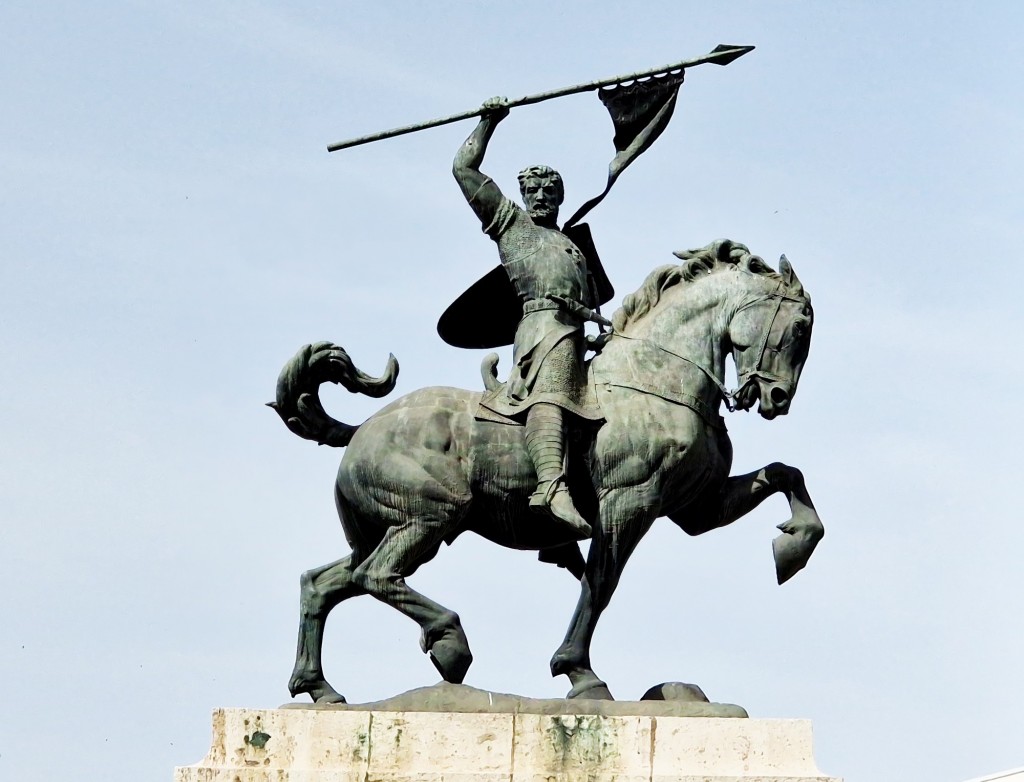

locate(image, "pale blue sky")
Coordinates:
2 2 1022 780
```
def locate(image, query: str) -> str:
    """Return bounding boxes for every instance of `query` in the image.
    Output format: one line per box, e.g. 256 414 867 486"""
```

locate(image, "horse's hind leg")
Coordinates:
352 521 474 684
289 555 364 703
671 462 824 583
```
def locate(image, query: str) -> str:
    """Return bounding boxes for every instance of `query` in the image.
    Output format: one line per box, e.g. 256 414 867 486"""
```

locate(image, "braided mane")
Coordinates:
611 239 784 331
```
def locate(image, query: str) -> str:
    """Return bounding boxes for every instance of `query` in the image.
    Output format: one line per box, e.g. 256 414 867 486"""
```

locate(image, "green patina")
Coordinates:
546 716 616 765
245 731 271 750
352 728 369 762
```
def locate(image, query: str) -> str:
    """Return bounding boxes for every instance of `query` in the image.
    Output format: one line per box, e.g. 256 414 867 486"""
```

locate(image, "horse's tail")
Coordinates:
268 341 399 447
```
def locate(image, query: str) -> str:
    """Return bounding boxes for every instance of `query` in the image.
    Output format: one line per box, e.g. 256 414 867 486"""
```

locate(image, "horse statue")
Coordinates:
270 239 823 703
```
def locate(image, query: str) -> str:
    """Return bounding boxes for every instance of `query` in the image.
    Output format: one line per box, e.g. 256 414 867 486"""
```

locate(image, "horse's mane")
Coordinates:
611 239 784 331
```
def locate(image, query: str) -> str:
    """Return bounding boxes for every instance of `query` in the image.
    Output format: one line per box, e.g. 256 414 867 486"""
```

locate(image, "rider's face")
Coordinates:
522 178 561 221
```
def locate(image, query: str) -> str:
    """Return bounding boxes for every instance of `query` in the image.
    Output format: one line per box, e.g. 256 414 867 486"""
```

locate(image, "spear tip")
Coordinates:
708 44 756 65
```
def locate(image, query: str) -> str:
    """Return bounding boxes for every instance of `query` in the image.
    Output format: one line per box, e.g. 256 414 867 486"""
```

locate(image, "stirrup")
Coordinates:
529 474 564 509
530 476 592 539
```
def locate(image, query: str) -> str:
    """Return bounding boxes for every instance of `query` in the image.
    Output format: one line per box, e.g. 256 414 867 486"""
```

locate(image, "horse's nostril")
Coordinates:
770 386 790 406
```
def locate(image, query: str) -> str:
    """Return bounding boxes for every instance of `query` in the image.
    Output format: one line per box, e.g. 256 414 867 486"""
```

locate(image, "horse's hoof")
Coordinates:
289 676 347 704
772 516 823 584
567 676 614 700
315 692 348 705
549 646 585 677
428 632 473 683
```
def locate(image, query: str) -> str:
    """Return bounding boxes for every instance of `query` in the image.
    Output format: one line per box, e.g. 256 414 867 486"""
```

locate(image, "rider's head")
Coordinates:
518 165 563 224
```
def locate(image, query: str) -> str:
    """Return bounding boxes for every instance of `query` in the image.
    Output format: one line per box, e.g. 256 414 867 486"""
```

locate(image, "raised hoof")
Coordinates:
772 514 824 584
567 676 614 700
427 632 473 684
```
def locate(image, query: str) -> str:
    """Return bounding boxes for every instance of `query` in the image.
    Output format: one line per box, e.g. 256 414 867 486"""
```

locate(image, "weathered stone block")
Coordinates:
175 687 839 781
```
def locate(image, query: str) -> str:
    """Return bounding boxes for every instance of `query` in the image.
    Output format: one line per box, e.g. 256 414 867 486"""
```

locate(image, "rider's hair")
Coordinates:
517 165 564 205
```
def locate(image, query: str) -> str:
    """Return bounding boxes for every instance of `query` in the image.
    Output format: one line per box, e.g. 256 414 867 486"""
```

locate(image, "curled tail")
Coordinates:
268 341 399 447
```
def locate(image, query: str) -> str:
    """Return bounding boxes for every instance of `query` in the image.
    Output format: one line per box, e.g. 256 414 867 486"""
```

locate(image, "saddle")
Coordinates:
471 353 603 576
472 354 605 426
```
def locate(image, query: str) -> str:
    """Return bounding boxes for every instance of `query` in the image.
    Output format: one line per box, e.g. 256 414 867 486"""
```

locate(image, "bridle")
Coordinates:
732 284 808 393
609 283 806 413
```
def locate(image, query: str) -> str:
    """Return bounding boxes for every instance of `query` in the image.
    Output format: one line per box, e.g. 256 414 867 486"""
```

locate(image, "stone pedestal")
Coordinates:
175 686 840 782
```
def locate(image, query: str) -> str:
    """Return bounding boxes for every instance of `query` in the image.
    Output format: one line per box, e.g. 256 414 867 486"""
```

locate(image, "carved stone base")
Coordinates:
175 686 840 781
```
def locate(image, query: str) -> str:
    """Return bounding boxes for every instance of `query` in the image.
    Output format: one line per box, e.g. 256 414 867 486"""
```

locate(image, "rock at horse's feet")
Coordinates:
277 681 747 717
641 681 709 703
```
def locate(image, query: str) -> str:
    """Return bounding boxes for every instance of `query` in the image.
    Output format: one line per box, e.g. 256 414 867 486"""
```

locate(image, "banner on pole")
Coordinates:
565 71 685 228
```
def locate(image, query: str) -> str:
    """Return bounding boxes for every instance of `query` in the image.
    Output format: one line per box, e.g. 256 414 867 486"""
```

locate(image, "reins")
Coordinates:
609 331 738 411
608 283 806 413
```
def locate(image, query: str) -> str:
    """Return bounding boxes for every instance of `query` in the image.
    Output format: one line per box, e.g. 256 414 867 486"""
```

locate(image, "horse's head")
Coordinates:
728 256 813 420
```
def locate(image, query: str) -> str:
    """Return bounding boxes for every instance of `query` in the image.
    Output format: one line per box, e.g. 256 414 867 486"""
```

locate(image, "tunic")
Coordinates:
481 197 600 420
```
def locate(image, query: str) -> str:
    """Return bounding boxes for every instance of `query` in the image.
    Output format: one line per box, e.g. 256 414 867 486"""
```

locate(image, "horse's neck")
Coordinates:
623 273 736 385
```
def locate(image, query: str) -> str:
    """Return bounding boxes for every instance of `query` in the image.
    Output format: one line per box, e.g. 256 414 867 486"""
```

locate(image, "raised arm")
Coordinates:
453 97 509 225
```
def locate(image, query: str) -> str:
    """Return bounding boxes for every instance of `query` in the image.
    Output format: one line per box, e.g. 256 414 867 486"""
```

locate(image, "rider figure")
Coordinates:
453 97 610 540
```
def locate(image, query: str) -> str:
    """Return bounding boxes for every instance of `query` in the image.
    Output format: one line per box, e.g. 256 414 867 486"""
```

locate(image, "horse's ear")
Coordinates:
779 254 804 296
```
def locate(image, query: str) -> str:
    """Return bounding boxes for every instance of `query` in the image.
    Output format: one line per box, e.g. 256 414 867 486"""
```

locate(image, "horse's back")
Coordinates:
350 385 480 448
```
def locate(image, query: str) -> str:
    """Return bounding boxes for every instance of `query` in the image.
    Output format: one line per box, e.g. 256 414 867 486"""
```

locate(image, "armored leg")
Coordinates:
525 402 591 538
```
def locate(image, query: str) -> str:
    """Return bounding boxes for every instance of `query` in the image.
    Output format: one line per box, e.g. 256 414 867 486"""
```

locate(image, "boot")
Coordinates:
525 403 592 539
530 478 592 539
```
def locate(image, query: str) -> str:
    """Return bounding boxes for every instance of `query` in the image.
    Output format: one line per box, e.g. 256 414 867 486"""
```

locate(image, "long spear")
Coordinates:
326 43 754 153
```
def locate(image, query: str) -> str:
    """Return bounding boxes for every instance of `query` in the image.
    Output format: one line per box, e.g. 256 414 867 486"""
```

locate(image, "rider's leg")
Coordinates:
526 402 591 538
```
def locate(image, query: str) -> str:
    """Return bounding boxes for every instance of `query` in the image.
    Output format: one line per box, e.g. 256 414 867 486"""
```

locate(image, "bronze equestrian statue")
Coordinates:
271 238 823 703
274 50 825 702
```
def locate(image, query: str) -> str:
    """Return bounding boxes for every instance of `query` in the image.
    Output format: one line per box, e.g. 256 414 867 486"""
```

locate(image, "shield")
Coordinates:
437 223 615 349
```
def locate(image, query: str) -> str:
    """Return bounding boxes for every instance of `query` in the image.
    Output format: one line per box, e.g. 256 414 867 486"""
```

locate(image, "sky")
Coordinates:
1 2 1022 780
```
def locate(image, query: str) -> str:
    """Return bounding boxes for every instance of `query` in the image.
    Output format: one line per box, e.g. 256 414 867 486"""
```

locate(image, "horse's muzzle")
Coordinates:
758 381 792 419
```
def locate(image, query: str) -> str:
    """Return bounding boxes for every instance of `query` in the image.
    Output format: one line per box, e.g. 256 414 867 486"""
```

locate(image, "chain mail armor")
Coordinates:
481 197 596 417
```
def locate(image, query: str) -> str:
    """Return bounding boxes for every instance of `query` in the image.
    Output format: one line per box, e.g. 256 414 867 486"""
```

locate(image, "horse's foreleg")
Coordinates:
765 464 825 584
550 487 656 699
289 556 364 703
673 462 824 584
352 521 473 684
